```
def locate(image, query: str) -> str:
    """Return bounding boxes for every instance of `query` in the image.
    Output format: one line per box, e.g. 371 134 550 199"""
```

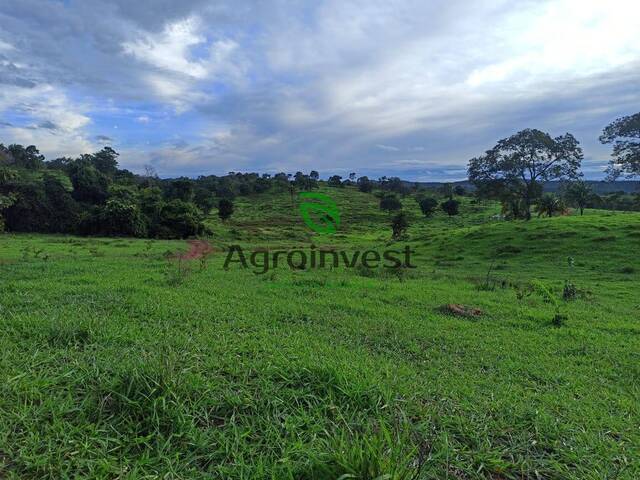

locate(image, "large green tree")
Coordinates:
468 129 583 220
600 112 640 179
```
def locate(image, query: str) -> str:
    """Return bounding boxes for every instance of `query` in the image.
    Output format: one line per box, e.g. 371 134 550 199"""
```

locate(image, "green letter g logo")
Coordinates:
299 192 340 234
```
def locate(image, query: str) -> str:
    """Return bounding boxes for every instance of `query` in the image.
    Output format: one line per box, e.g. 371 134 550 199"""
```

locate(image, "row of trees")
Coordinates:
0 144 327 237
467 112 640 219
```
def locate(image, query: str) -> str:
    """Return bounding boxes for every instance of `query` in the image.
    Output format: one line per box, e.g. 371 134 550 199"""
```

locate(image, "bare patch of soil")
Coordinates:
177 240 214 260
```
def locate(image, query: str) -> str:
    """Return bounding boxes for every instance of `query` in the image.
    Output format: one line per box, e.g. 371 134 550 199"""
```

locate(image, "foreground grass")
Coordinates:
0 188 639 479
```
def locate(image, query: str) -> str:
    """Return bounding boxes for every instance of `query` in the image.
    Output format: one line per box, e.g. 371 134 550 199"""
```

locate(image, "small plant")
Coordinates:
88 247 104 257
165 258 191 286
563 281 577 301
532 280 569 326
563 256 577 301
552 312 568 327
390 211 409 239
478 260 497 291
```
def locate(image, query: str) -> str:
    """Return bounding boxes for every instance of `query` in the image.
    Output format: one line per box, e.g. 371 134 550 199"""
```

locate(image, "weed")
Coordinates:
164 258 191 286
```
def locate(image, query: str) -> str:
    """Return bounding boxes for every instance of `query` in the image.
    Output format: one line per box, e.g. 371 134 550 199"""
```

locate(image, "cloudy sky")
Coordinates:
1 0 639 180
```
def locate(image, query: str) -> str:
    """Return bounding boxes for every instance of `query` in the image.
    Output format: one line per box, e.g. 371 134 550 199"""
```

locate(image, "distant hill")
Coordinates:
410 180 640 195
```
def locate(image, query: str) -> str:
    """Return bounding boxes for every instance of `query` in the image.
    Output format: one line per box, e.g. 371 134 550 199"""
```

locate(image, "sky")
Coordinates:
0 0 639 181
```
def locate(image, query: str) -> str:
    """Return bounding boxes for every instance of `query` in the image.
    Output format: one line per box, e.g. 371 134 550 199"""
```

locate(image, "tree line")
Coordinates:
0 112 637 236
0 146 328 237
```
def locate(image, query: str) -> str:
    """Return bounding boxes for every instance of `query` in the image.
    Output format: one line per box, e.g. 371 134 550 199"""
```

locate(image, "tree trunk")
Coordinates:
524 196 532 220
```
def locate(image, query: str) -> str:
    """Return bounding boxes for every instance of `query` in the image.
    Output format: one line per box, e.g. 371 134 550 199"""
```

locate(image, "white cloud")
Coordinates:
0 0 638 178
0 83 95 157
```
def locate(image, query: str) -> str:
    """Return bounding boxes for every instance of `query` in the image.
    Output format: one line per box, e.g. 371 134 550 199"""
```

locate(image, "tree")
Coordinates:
454 185 467 196
440 183 454 200
69 162 110 204
99 198 147 237
468 129 583 220
194 188 216 215
91 147 119 177
158 200 204 238
441 199 460 216
600 112 640 179
536 194 565 218
391 212 409 239
169 178 195 202
6 144 44 170
309 170 319 181
218 198 234 221
418 197 438 217
380 194 402 213
562 180 592 215
357 176 374 193
349 172 356 182
0 192 16 232
328 175 343 187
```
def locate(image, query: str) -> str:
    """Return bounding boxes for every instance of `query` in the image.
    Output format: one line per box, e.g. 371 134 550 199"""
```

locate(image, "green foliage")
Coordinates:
468 128 583 220
328 175 343 187
69 161 110 204
600 111 640 179
417 196 438 217
357 175 374 193
440 198 460 216
158 200 204 238
562 180 593 215
390 211 409 239
439 182 454 200
536 194 566 217
217 198 234 222
379 194 402 213
100 198 148 237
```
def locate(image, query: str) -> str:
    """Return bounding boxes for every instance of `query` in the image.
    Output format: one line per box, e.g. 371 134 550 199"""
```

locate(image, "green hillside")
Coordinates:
0 187 639 479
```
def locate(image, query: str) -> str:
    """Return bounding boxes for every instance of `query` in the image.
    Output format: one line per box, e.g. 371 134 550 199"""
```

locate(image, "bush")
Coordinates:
418 197 438 217
391 212 409 239
218 198 234 221
562 281 577 301
99 198 148 237
157 200 204 239
380 194 402 213
441 199 460 216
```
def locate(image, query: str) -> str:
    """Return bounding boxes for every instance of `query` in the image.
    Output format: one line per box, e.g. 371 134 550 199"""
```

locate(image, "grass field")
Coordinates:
1 186 639 479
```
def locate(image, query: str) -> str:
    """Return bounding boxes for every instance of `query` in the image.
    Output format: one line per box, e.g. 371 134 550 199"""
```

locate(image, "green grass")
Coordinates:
1 186 639 479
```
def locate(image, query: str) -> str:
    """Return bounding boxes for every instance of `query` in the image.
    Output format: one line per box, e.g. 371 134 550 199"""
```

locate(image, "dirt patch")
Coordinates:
439 304 484 318
177 240 214 260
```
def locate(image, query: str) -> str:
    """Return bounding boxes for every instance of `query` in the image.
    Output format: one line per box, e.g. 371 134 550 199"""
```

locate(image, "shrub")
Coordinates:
417 197 438 217
391 211 409 239
99 198 148 237
218 198 234 221
562 281 578 301
441 199 460 216
380 194 402 213
158 200 204 239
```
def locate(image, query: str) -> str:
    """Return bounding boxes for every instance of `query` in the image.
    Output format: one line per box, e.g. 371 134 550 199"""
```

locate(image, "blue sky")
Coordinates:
1 0 639 180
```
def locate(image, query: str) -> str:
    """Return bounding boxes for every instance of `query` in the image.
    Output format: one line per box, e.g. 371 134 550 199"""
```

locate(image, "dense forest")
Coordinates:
0 144 326 238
